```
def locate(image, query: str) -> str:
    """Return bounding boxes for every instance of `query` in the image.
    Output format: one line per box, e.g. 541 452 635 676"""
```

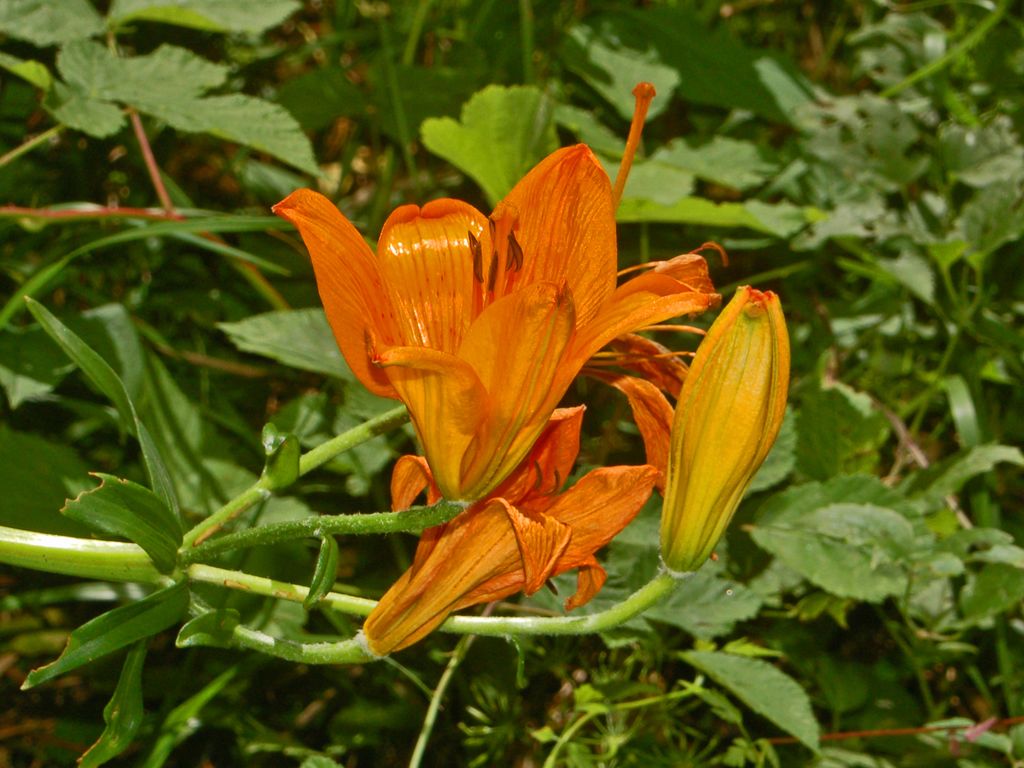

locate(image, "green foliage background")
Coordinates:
1 0 1023 765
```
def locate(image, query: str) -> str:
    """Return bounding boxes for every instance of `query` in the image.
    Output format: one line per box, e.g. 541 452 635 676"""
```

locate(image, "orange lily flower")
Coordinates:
362 407 659 655
273 87 718 501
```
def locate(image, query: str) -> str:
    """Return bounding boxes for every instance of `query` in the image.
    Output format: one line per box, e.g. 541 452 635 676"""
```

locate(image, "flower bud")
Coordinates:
660 287 790 573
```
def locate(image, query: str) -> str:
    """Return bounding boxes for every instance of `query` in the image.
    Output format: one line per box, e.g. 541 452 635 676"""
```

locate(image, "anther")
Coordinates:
469 230 484 283
506 231 524 271
487 216 496 243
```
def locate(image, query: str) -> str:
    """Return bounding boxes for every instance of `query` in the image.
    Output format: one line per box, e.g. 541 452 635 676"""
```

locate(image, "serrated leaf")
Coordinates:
684 651 819 750
176 609 241 649
79 641 147 768
24 582 188 688
0 0 104 46
646 138 779 192
218 308 352 379
304 536 340 609
62 474 182 574
107 0 299 34
421 85 558 205
749 408 797 493
795 380 890 480
0 51 52 90
25 299 180 517
750 503 913 601
48 42 316 174
644 569 762 639
616 196 815 238
45 81 126 138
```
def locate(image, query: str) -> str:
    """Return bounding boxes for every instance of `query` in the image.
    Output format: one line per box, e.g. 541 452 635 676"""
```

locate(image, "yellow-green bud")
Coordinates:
660 286 790 573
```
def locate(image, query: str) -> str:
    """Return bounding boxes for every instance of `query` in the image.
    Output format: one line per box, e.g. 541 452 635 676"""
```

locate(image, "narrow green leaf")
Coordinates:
62 474 182 574
901 444 1024 502
684 651 820 750
261 424 300 491
304 536 340 609
616 196 817 238
23 298 180 516
941 375 982 448
218 309 352 379
176 609 241 649
421 85 558 205
23 582 188 688
79 641 147 768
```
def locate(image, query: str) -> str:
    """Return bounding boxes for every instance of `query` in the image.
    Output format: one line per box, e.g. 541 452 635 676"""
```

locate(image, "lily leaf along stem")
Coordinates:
180 405 410 549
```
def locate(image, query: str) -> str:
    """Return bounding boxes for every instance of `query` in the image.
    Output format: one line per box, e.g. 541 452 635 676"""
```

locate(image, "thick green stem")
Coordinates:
0 526 163 584
181 405 408 549
182 500 465 564
229 624 375 664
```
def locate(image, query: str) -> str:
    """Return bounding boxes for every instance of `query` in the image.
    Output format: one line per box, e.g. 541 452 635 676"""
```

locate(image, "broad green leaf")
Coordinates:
277 66 367 131
645 138 779 192
79 641 147 768
616 196 816 238
877 251 935 304
750 503 913 601
300 757 343 768
48 41 317 174
644 569 762 639
25 299 180 516
959 564 1024 622
901 445 1024 504
62 474 182 574
795 380 891 480
46 81 126 138
24 582 188 688
304 536 340 609
757 475 917 527
554 104 624 157
0 326 74 408
0 427 92 536
0 0 104 46
107 0 299 34
939 117 1024 189
218 308 352 379
176 609 241 649
0 51 52 90
421 85 558 205
562 9 812 124
684 650 820 750
370 63 479 144
749 408 797 493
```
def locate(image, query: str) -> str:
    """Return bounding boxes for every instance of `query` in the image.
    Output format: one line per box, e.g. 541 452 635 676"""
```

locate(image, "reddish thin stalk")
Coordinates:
766 715 1024 746
0 205 182 222
130 110 177 215
612 82 657 208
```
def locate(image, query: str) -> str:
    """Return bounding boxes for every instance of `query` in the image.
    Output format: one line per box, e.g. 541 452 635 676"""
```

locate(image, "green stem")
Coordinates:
0 526 163 584
181 405 408 549
401 0 434 65
228 623 375 664
519 0 535 83
0 125 63 168
182 500 465 564
879 0 1008 98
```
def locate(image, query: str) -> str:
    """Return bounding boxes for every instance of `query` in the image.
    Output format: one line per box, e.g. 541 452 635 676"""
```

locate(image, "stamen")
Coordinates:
612 82 657 208
506 231 524 271
692 241 729 267
469 230 484 283
487 216 496 243
642 324 707 335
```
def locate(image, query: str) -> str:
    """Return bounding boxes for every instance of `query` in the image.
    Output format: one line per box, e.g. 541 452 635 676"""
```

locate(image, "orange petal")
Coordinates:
540 465 659 564
587 372 673 487
363 501 523 654
273 189 397 398
490 406 585 505
606 333 689 397
502 501 572 595
455 282 576 500
498 145 617 326
375 345 488 499
564 555 607 611
377 199 489 354
564 281 719 383
390 455 441 511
